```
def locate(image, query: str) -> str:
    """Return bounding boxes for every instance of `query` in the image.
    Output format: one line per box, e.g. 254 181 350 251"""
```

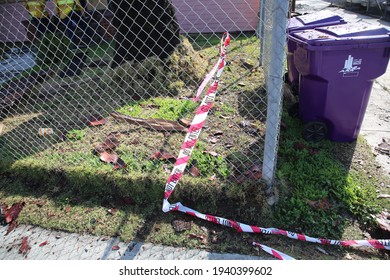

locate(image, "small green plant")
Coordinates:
190 141 232 178
66 129 86 141
117 97 198 121
274 112 379 238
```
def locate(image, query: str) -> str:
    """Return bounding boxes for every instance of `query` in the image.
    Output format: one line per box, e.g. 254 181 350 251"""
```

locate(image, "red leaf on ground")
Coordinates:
189 165 200 177
94 135 121 153
150 150 176 161
19 237 30 255
5 221 16 236
99 151 119 164
4 202 25 223
307 198 331 211
39 241 49 247
234 164 262 183
150 150 162 160
112 245 120 251
293 142 308 151
245 164 262 180
86 115 107 127
103 135 120 149
293 142 318 156
65 206 71 213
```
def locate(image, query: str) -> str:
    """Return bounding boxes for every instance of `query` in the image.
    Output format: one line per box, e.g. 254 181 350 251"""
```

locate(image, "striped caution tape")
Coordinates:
162 32 230 206
252 242 295 260
162 32 390 260
192 37 227 102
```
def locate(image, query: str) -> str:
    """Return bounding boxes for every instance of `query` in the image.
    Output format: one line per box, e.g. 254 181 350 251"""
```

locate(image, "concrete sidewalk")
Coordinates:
0 224 269 260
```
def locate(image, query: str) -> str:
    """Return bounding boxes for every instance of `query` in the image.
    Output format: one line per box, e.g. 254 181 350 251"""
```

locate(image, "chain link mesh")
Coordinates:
0 0 288 259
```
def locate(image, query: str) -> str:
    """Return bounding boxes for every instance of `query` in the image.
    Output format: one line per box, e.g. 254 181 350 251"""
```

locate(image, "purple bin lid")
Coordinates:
289 23 390 48
288 10 345 31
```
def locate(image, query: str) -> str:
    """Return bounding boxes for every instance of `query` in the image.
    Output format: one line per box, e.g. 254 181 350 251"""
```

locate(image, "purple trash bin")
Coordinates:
287 11 346 88
288 23 390 142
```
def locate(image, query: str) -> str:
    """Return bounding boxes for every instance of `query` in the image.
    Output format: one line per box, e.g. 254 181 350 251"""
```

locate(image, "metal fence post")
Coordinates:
262 0 289 193
258 0 266 66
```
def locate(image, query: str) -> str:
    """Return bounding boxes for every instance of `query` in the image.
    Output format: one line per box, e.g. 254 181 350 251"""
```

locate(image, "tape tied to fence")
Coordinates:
162 32 390 260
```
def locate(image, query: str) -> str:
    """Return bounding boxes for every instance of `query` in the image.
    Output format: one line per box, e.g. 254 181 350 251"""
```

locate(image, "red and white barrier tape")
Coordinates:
252 242 295 260
162 32 230 206
162 32 390 260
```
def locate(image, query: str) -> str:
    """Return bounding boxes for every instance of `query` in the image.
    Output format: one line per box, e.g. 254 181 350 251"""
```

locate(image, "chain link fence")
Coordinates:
0 0 289 259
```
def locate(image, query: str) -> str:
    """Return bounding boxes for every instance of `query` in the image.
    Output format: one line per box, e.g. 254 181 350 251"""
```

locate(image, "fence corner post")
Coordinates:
261 0 289 203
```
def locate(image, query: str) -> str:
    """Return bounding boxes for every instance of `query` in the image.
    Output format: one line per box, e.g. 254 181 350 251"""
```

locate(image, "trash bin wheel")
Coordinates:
302 121 328 142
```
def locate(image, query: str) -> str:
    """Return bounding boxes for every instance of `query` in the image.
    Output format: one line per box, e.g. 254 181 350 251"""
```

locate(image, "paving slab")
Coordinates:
0 224 269 260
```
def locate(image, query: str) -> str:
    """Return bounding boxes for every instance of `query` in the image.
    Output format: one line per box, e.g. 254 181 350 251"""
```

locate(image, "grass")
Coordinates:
1 32 390 260
273 112 382 239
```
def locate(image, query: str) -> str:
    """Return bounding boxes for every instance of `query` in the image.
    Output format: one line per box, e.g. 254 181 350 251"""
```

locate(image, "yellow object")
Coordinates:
23 0 49 19
54 0 83 19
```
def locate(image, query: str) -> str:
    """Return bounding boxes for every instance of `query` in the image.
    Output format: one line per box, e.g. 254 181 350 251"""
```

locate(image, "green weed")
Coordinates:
274 112 379 238
66 129 86 141
116 97 198 121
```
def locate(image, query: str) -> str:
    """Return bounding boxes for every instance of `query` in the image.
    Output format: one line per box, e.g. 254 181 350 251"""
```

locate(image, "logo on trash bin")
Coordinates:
339 55 362 77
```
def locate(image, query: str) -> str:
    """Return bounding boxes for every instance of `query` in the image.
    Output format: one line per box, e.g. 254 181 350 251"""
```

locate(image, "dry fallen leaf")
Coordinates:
94 135 121 153
375 211 390 233
150 150 176 162
5 221 16 236
235 164 262 183
209 137 218 144
3 202 25 224
19 237 30 255
307 198 331 211
39 241 49 247
99 151 119 164
178 118 191 127
86 115 107 127
293 142 318 156
189 165 200 177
